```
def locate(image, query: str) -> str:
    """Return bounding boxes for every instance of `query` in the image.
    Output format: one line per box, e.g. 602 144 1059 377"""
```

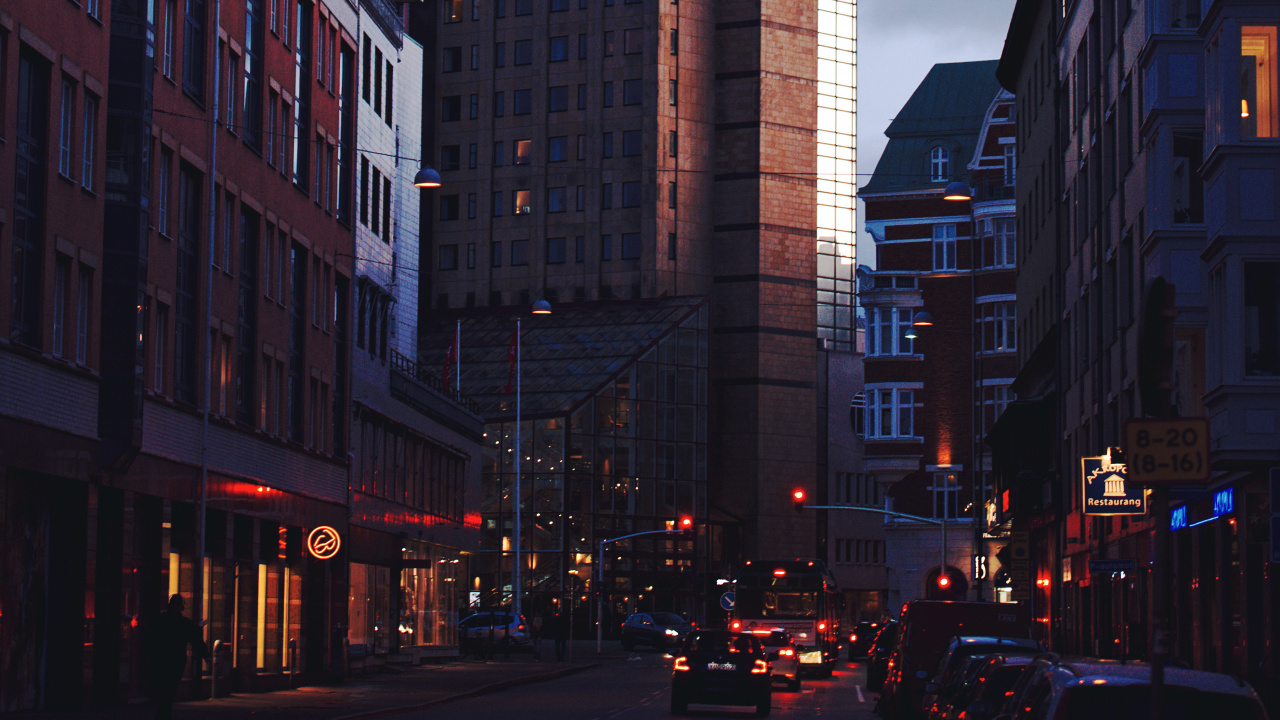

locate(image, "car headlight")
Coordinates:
665 628 680 636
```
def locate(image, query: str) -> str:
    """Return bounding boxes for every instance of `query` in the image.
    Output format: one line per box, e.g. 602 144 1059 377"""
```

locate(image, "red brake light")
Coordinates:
731 620 742 630
674 657 690 671
752 659 769 674
779 648 794 657
818 622 826 631
851 634 858 642
774 569 787 576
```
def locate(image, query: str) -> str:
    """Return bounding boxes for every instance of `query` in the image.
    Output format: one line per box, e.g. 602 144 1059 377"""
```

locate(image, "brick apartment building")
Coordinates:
0 0 481 711
858 61 1017 612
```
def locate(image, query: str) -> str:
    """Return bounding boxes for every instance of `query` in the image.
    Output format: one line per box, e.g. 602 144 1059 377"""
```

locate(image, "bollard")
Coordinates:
288 638 298 687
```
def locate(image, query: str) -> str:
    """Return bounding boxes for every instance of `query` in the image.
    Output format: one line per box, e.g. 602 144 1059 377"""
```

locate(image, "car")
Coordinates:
919 636 1043 717
849 621 883 660
671 629 773 717
993 659 1269 720
754 629 802 692
878 601 1031 720
866 619 900 692
620 611 693 650
937 654 1041 720
457 611 530 646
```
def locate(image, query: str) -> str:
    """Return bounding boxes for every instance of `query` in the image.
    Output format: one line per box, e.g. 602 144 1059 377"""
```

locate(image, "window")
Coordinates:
440 194 459 221
983 218 1016 268
513 89 532 115
670 28 678 54
443 46 462 72
444 0 462 22
667 232 676 260
493 141 505 166
930 146 949 181
470 45 480 70
579 34 588 59
578 84 587 110
53 257 69 357
603 81 614 107
469 143 478 169
547 186 566 213
865 387 918 439
576 185 585 211
624 28 642 54
866 307 915 357
669 79 677 105
466 192 477 219
622 181 641 207
495 42 505 67
933 224 957 270
850 393 865 437
154 305 168 392
491 242 503 267
601 234 612 261
59 78 75 177
266 90 277 162
550 36 568 61
1171 130 1204 223
222 192 234 269
360 155 370 226
578 134 586 159
548 86 568 112
226 53 239 130
183 0 208 99
1241 27 1280 137
602 183 613 209
494 91 505 117
439 244 458 270
602 132 614 158
551 0 569 10
511 239 529 266
621 232 641 259
576 236 585 262
81 95 97 188
158 148 173 235
623 129 642 156
469 93 479 119
1002 144 1016 186
515 139 532 165
514 0 531 15
1245 263 1280 376
668 130 677 157
514 39 532 65
164 0 176 77
244 0 266 149
441 95 461 121
547 237 566 264
604 31 615 56
492 191 503 216
373 47 383 114
623 78 642 105
931 473 960 520
548 136 568 162
513 189 532 215
978 301 1017 352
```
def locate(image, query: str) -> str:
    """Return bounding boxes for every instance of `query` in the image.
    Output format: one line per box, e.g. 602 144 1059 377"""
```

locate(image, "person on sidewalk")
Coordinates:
552 610 569 661
144 594 211 720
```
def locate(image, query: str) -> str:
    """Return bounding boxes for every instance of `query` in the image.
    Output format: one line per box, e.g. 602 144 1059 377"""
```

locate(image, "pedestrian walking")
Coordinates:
144 594 211 720
552 609 568 661
531 612 544 660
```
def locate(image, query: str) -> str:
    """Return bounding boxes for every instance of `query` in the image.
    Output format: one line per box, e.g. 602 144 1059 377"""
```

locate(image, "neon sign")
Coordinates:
1170 505 1188 532
1212 488 1234 518
307 526 342 559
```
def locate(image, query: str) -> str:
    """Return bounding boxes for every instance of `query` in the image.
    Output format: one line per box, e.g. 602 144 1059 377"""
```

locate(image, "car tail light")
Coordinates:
752 659 769 674
674 657 690 672
730 620 742 631
818 622 826 631
518 624 525 631
851 634 858 642
779 648 794 657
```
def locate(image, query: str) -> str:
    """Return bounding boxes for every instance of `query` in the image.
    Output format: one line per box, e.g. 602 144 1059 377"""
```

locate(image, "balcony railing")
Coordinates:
389 348 481 415
361 0 403 49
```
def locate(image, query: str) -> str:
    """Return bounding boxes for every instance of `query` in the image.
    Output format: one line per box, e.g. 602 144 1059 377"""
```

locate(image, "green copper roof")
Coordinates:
860 60 1002 196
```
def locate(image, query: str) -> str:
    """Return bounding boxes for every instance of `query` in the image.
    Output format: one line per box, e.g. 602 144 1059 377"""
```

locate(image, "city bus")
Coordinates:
730 558 842 676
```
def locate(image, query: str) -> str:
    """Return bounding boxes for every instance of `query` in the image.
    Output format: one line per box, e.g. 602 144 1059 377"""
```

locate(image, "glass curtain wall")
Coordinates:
816 0 857 350
478 306 709 625
398 542 463 647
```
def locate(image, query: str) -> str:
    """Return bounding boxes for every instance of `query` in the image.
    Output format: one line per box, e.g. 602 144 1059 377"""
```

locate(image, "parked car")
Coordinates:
755 629 802 692
993 659 1268 720
849 621 883 660
457 611 530 646
878 601 1031 720
866 619 900 692
919 636 1043 717
620 611 693 650
671 629 773 717
934 654 1042 720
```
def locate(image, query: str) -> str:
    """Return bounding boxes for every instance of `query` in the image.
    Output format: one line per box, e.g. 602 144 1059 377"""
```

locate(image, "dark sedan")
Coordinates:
848 620 883 660
620 611 693 650
671 630 773 717
866 620 900 692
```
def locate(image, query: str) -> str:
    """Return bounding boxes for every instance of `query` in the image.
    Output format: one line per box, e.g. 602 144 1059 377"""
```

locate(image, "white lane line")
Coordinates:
856 685 865 703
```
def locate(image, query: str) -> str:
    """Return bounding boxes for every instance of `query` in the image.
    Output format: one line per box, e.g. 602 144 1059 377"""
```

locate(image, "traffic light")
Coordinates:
937 574 951 590
678 515 694 538
792 488 807 512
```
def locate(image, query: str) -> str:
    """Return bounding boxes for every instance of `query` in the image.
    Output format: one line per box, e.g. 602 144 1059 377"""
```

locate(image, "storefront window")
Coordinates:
399 543 462 647
348 562 391 654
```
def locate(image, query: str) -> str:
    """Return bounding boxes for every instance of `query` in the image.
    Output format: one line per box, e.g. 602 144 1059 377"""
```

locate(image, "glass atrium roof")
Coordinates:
418 296 708 421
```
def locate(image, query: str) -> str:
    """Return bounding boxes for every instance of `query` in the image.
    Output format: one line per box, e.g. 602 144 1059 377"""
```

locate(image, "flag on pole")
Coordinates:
503 329 519 394
441 331 459 390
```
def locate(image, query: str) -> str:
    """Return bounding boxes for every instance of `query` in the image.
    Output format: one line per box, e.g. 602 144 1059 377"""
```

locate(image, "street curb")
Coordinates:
331 663 604 720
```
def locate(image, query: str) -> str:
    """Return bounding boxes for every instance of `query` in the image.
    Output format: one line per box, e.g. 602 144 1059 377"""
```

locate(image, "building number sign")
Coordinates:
307 526 342 560
1123 418 1210 484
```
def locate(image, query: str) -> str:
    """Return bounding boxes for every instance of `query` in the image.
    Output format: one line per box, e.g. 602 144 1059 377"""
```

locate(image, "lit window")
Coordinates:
1241 26 1278 138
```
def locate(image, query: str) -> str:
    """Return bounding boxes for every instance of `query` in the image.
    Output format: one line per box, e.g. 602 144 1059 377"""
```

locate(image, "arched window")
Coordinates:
930 146 949 181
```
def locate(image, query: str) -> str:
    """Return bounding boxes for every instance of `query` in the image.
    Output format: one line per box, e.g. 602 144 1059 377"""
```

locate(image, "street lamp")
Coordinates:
514 299 552 621
413 166 442 188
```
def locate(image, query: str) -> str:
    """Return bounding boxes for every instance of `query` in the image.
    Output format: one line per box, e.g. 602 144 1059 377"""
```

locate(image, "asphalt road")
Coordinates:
377 652 880 720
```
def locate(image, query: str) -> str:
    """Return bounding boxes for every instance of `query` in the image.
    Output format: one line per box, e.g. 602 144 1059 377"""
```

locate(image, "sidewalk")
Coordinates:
31 640 636 720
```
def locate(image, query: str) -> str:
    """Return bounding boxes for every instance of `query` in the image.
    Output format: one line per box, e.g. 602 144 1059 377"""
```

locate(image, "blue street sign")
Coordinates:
720 592 735 611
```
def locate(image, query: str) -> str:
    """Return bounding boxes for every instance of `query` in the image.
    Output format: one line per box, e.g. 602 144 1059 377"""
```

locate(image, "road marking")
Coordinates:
856 685 865 703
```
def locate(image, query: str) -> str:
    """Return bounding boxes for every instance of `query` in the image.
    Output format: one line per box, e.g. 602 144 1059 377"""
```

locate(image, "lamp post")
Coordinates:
512 299 553 621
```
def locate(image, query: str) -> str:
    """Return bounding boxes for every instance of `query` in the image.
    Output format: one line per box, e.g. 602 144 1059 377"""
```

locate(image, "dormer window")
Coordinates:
930 146 950 181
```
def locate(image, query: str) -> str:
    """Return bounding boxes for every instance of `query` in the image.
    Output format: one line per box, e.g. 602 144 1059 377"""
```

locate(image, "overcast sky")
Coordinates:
856 0 1018 269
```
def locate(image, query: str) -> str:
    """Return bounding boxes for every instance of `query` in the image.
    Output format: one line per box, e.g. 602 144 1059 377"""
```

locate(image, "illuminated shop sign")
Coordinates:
1081 451 1147 516
307 526 342 559
1212 488 1234 518
1170 505 1188 531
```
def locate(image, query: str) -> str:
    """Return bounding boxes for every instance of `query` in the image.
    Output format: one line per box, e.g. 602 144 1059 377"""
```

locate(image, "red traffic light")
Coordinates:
792 488 807 512
678 515 694 537
937 575 951 588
